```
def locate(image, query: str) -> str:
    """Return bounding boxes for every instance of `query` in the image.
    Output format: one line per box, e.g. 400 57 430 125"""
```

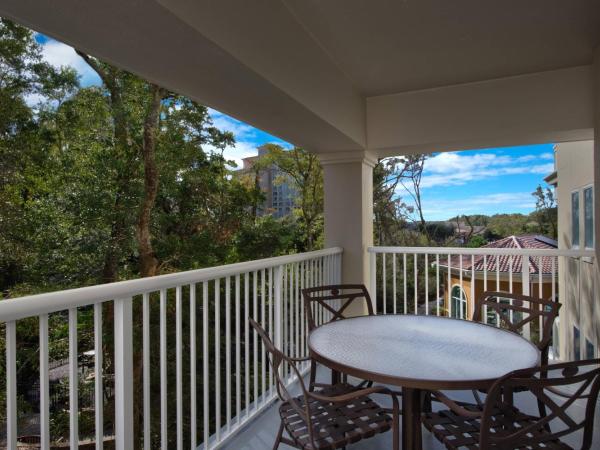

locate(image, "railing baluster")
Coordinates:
244 273 250 418
190 285 197 449
176 287 183 449
278 268 288 384
289 264 294 376
6 321 17 450
496 255 500 326
370 252 377 313
459 255 463 319
383 252 386 315
114 298 133 450
261 269 266 403
436 254 440 316
142 294 150 450
296 262 301 360
470 255 475 320
413 253 418 314
215 278 221 442
393 254 397 314
69 307 78 450
425 253 429 315
203 282 210 449
235 274 241 423
269 267 273 392
509 256 514 325
160 289 168 450
253 271 258 408
483 255 488 324
300 261 305 358
403 254 408 314
538 256 543 336
447 253 452 318
40 314 50 450
521 255 530 340
225 277 231 430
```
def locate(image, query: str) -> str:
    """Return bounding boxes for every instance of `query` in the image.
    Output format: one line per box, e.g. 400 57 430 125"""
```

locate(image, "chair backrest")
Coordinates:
248 318 312 426
472 291 561 356
480 359 600 449
302 284 374 331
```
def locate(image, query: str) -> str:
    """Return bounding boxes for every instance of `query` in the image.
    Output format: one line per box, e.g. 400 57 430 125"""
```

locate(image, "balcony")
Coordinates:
0 245 596 449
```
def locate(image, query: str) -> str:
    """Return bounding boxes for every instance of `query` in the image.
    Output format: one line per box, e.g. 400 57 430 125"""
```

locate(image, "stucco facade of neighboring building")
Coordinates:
440 235 556 322
547 140 598 361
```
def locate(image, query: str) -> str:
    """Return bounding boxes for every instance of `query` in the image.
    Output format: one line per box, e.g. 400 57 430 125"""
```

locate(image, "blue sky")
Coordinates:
33 35 555 221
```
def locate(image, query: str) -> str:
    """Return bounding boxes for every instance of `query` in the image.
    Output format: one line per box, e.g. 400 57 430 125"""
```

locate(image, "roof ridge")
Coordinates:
511 235 522 249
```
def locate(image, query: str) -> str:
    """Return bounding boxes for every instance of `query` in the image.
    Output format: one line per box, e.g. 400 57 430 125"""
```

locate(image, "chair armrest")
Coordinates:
286 355 312 363
308 385 396 404
429 390 483 418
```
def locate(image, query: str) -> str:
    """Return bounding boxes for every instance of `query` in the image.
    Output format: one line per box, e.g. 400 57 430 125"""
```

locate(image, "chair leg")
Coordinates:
309 361 317 392
273 420 284 450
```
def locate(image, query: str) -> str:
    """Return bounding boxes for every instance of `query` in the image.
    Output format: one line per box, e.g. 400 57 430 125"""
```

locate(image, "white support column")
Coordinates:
321 150 376 316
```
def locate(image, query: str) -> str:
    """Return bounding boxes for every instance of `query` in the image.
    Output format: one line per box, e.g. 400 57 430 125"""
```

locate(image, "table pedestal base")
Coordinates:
402 387 423 450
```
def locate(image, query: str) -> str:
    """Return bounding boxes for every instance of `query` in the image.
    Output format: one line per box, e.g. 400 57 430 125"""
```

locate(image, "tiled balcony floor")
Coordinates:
221 366 600 450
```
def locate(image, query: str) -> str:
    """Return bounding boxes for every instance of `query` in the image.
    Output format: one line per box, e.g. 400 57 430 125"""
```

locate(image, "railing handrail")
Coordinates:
0 247 343 323
368 246 595 258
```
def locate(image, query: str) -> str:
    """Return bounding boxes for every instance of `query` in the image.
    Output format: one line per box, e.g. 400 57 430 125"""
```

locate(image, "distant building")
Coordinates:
438 235 558 320
545 140 596 361
238 145 296 218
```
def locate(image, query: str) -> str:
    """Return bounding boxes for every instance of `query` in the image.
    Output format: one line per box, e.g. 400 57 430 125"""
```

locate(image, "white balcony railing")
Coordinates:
0 247 342 450
369 246 595 359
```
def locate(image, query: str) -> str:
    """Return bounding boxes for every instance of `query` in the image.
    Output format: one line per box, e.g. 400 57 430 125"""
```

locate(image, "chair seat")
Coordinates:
422 406 572 449
280 383 392 450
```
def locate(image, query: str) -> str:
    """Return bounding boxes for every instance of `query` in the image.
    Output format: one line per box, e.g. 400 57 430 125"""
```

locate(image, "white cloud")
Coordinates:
203 140 257 169
37 35 101 87
419 152 554 188
208 108 256 140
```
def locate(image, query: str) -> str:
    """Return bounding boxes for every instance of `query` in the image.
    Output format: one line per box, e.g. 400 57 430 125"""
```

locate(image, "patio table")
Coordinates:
308 314 540 450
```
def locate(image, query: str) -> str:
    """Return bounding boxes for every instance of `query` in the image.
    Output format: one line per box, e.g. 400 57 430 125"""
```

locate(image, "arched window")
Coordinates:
451 285 467 319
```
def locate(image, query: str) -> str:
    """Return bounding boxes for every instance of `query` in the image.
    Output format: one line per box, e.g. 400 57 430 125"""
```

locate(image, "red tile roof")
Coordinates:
441 235 557 275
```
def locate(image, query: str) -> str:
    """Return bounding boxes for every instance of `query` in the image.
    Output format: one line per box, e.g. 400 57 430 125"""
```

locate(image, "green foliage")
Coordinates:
0 18 320 446
466 234 488 248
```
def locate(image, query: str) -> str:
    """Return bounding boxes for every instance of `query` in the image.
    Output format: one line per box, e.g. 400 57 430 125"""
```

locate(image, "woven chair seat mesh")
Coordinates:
423 404 573 449
279 383 392 450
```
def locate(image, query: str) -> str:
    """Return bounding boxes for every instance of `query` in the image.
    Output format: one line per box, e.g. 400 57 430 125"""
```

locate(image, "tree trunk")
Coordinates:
136 85 165 278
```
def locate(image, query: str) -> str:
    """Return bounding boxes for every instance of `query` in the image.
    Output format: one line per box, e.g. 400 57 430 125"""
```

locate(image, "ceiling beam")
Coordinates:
367 66 594 157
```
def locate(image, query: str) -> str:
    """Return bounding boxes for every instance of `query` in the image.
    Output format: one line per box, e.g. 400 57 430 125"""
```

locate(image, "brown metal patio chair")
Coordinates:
302 284 374 391
249 318 400 450
423 359 600 449
469 291 562 409
472 291 562 367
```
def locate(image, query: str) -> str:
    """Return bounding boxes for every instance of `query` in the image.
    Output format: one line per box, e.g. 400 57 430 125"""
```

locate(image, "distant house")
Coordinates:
236 145 296 218
449 221 486 245
438 235 558 320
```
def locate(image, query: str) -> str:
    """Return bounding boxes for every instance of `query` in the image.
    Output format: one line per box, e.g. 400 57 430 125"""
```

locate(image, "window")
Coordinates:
573 326 580 360
586 338 595 359
584 186 594 248
485 297 523 327
571 191 580 247
450 286 467 319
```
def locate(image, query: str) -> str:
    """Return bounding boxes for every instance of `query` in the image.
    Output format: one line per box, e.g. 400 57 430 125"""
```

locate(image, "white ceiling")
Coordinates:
1 0 598 154
283 0 600 96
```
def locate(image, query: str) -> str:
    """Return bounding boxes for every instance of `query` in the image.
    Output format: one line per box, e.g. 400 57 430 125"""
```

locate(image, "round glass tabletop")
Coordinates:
308 315 540 389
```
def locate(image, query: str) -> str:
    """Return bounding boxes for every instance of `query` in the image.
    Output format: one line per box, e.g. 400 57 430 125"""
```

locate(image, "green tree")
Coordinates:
264 145 324 250
531 185 557 239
